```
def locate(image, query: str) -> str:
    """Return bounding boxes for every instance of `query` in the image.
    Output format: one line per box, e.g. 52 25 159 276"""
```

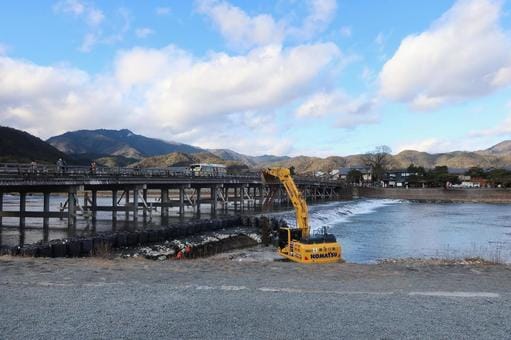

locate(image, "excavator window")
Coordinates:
278 228 302 249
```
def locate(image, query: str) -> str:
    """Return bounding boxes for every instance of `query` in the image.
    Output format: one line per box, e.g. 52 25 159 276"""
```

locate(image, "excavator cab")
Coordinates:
304 227 338 244
278 227 302 249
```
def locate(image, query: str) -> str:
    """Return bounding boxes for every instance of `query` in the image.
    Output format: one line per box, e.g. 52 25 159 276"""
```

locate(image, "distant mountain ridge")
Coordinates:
47 129 204 159
207 148 290 166
2 126 511 173
275 143 511 174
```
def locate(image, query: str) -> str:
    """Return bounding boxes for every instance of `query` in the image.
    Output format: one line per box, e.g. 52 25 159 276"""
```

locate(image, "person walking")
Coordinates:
90 161 97 175
56 158 63 175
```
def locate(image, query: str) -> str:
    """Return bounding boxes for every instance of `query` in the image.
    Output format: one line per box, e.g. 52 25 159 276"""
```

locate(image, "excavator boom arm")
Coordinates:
262 168 309 239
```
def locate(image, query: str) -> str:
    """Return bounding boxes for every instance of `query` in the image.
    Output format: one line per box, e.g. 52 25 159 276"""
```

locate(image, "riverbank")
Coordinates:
357 187 511 203
1 253 510 339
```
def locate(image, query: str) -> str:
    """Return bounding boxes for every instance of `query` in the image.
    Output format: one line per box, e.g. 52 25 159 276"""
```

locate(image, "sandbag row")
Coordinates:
1 215 288 258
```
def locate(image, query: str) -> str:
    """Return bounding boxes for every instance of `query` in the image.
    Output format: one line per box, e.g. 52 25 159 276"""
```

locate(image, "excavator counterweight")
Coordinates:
262 167 342 264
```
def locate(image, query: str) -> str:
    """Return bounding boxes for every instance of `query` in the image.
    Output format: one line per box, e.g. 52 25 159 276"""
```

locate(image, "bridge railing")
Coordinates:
0 162 345 185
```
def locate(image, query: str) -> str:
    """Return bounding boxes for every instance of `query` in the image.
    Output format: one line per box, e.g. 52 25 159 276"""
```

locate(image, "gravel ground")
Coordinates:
1 247 511 339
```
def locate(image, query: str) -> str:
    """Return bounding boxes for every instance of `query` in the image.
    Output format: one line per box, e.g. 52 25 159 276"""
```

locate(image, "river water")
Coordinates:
277 199 511 264
1 195 510 264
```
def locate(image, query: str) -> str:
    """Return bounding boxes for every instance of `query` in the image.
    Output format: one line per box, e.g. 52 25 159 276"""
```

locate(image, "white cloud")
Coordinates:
294 90 378 128
196 0 337 49
55 2 130 52
289 0 337 40
54 0 85 15
86 7 105 26
470 102 511 137
396 138 454 153
471 115 511 137
54 0 104 27
0 42 344 155
138 43 341 130
379 0 511 110
135 27 155 38
0 43 9 55
155 7 171 15
0 56 128 138
196 0 285 50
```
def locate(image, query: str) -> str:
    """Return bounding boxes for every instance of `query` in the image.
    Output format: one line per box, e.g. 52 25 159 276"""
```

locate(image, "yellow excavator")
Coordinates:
262 167 341 264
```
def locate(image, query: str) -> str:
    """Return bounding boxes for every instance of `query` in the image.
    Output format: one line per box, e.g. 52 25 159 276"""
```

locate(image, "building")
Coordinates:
336 166 373 183
381 170 417 188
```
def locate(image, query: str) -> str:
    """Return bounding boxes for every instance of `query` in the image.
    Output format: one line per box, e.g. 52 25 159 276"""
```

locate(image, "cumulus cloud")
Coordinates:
395 135 497 154
0 42 343 154
196 0 337 49
54 0 104 27
471 115 511 137
0 56 129 138
137 43 341 130
379 0 511 110
288 0 337 40
0 43 9 55
470 102 511 137
294 90 378 128
55 2 131 52
196 0 285 49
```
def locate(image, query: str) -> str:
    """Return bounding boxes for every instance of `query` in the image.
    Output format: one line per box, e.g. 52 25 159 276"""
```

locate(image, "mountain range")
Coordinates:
1 126 511 173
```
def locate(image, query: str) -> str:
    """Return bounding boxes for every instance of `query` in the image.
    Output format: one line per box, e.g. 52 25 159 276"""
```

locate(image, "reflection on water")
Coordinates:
277 199 511 264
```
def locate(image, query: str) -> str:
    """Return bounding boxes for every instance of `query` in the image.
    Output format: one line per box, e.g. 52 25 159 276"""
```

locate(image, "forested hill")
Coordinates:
0 126 67 163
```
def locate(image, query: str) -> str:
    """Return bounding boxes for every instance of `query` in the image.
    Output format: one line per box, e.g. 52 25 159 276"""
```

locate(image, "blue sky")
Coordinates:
1 0 511 156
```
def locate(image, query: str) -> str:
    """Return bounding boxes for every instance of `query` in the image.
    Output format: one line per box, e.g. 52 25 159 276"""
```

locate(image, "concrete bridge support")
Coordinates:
179 186 185 216
43 193 50 242
160 189 169 218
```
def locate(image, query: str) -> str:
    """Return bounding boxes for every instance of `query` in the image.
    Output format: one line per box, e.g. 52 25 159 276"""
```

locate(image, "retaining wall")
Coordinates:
357 187 511 203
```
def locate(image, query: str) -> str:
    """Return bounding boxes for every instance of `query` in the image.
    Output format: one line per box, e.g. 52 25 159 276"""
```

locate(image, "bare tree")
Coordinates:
362 145 392 182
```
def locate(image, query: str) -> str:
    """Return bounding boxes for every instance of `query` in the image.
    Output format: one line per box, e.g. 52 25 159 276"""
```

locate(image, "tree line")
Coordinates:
346 145 511 188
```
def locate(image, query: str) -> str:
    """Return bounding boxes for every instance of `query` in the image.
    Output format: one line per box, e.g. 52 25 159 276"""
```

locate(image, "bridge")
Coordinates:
0 163 351 234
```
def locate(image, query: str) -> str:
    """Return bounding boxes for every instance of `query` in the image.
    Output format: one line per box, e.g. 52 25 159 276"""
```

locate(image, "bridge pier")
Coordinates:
0 192 3 227
43 192 50 242
91 190 97 225
19 192 26 245
142 188 148 220
112 190 118 226
210 185 217 216
124 190 130 221
196 188 201 215
68 190 76 229
179 186 185 216
160 189 168 218
133 188 139 222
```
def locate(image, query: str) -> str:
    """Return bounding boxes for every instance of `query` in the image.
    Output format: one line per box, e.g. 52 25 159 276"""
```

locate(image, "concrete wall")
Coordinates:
356 187 511 203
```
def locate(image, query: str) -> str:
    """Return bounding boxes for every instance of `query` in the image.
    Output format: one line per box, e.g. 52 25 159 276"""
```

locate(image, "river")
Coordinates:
276 199 511 263
1 195 510 263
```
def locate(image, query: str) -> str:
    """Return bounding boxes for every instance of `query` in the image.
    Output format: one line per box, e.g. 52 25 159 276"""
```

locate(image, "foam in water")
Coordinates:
277 199 403 231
